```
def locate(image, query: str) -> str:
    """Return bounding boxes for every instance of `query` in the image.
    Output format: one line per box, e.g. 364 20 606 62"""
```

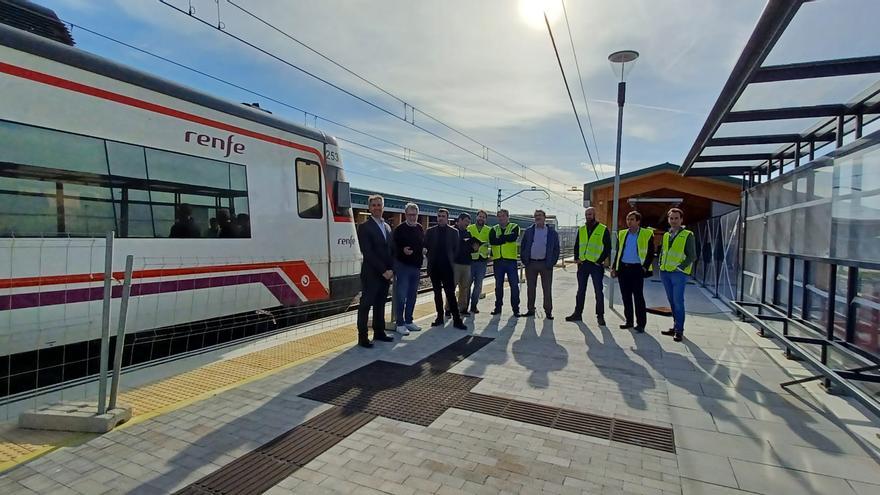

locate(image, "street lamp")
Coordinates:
607 49 639 308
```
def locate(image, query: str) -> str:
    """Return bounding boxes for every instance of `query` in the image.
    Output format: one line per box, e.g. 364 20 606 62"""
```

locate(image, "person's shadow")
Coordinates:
130 326 477 494
577 322 655 412
462 315 517 379
512 318 568 389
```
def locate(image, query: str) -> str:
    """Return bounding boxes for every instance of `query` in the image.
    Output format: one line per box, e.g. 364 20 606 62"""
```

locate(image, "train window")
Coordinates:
0 120 107 175
0 120 252 238
296 159 323 219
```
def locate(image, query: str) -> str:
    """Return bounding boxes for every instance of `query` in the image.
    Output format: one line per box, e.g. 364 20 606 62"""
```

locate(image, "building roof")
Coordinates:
680 0 880 177
582 162 742 199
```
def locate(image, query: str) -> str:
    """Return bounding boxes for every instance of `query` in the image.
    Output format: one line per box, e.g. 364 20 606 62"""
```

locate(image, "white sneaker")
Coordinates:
395 325 410 336
405 323 422 332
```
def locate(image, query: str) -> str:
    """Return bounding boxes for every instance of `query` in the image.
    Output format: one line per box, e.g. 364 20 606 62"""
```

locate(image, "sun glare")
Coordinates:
519 0 563 30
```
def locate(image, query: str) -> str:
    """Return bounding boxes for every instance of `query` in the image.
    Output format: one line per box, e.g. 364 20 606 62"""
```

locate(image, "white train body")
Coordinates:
0 19 361 396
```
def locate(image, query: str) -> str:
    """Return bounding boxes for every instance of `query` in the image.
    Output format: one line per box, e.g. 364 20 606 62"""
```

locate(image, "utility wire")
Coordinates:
159 0 583 209
560 0 602 173
60 19 534 200
543 12 599 181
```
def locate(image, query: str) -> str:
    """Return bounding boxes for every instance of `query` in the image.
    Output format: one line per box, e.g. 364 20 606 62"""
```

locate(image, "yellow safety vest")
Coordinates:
615 228 653 270
578 223 607 262
467 224 492 261
661 229 694 275
493 223 519 260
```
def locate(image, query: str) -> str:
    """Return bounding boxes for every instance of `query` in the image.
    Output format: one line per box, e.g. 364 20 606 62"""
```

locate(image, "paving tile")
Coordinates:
729 458 859 495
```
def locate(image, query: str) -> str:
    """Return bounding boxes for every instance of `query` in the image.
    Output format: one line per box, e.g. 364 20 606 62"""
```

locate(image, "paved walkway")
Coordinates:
0 267 878 494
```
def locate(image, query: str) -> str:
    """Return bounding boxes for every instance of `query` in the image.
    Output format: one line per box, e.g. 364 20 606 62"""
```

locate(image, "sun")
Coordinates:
519 0 563 30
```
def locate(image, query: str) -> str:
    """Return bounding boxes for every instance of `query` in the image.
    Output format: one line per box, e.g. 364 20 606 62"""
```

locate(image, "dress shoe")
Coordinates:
373 334 394 342
490 309 502 315
634 326 645 333
470 307 480 314
619 323 633 329
661 329 676 336
565 314 582 322
545 314 554 320
673 334 683 342
461 311 471 317
358 340 373 348
453 321 467 330
518 311 535 317
431 318 444 327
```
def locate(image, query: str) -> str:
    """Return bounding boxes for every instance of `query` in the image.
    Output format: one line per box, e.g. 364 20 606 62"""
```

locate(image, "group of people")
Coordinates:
355 193 695 348
566 206 695 342
169 204 251 239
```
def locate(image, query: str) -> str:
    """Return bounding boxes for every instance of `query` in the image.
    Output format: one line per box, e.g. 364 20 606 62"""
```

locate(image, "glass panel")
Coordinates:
792 259 805 316
152 204 175 238
0 180 57 237
0 121 108 175
764 0 880 65
230 164 247 191
833 267 848 340
296 160 320 192
146 149 230 189
805 262 831 330
853 269 880 355
116 203 155 238
775 257 790 310
734 74 879 112
106 141 147 179
64 197 115 237
297 191 321 219
233 196 249 216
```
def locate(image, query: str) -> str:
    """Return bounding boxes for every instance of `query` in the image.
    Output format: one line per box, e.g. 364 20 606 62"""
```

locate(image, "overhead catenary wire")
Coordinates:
225 0 584 196
543 11 599 181
560 0 603 173
159 0 584 209
57 19 542 208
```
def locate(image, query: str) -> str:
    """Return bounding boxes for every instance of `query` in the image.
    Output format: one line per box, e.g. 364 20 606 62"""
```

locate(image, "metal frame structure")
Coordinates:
679 0 880 416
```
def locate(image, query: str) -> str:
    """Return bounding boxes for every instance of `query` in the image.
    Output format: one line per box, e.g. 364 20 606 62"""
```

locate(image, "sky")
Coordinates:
35 0 880 224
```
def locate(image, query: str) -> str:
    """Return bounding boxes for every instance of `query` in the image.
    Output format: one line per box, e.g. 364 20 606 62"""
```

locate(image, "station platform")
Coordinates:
1 266 878 494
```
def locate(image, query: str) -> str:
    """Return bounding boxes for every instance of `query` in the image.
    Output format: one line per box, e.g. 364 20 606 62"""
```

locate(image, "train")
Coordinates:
0 4 362 399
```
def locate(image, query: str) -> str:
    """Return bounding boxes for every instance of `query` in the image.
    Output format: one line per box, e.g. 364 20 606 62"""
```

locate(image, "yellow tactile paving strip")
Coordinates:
0 285 491 472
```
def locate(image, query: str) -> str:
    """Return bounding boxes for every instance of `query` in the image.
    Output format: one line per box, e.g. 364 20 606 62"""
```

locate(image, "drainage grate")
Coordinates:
175 407 374 495
610 417 677 453
452 392 675 453
300 360 482 426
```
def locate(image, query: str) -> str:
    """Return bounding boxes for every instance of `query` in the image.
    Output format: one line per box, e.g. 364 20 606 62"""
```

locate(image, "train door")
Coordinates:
293 155 331 300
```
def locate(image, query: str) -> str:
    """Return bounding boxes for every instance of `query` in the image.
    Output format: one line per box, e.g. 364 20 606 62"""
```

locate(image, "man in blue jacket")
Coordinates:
520 210 560 319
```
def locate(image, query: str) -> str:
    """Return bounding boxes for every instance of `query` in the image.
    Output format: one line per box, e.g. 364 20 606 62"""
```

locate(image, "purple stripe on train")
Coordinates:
0 272 302 311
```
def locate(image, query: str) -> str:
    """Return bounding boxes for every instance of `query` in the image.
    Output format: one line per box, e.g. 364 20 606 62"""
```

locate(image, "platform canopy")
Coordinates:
680 0 880 178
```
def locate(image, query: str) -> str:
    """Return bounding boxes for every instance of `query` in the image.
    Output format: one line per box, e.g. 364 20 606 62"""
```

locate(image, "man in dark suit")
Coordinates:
520 209 560 319
425 209 467 330
356 194 395 348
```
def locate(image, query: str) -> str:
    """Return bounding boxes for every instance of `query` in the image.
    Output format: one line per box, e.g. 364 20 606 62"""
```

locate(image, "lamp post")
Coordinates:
607 49 639 308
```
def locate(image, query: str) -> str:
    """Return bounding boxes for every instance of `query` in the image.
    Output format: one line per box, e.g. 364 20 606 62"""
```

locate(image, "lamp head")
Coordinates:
608 50 639 82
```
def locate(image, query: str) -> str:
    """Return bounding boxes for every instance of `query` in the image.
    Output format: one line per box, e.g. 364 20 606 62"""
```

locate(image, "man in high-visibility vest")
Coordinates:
566 207 611 326
659 208 696 342
489 208 521 316
611 211 655 332
466 209 492 314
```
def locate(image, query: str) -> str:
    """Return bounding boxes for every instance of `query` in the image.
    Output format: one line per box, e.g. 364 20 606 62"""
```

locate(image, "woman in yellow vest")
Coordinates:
659 208 696 342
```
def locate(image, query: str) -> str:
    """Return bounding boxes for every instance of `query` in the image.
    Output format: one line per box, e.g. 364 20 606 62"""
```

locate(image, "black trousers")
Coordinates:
618 263 647 328
430 269 461 322
574 262 604 317
357 274 390 340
